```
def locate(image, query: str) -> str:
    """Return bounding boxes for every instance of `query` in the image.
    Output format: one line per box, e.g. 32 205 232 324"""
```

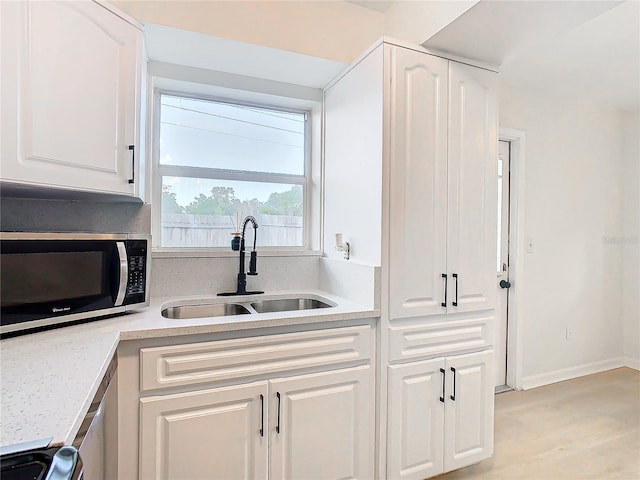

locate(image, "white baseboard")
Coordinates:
522 357 625 390
623 356 640 371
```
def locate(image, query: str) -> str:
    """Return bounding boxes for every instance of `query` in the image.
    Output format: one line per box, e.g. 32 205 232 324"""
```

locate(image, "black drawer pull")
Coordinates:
276 392 281 434
452 273 458 307
450 367 457 401
259 394 264 437
128 145 135 184
441 274 448 307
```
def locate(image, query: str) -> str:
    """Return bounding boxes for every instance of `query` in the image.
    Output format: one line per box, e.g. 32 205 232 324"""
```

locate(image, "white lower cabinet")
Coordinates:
387 358 445 480
137 329 374 480
387 350 494 480
140 366 371 480
140 381 268 480
270 366 373 480
443 351 495 472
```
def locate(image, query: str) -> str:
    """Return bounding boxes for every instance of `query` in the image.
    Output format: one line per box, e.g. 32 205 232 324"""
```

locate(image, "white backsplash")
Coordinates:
151 255 321 298
0 198 151 234
0 198 380 305
319 257 380 309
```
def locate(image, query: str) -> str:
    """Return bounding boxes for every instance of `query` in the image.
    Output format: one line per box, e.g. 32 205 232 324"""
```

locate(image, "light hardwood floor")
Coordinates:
438 367 640 480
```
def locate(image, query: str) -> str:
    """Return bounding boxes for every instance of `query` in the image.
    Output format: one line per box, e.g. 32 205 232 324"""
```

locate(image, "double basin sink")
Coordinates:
162 296 334 320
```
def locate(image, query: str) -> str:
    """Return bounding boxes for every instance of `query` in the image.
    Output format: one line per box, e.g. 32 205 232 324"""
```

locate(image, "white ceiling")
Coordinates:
145 1 639 112
346 0 395 14
350 0 639 112
499 1 640 111
424 1 624 66
422 0 639 112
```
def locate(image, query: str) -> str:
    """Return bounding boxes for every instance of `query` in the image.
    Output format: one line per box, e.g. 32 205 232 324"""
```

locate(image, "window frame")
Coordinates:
151 89 314 254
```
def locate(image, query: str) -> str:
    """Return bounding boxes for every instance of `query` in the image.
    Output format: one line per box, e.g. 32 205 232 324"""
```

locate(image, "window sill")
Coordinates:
152 248 322 259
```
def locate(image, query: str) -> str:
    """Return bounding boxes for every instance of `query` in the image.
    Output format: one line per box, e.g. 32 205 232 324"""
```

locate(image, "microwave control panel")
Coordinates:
123 240 147 305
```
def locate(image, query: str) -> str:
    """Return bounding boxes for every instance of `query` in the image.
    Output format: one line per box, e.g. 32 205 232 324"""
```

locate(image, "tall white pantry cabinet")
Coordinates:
324 39 498 480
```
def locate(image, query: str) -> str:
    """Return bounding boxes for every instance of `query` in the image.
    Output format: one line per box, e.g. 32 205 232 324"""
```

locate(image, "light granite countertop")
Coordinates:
0 290 378 449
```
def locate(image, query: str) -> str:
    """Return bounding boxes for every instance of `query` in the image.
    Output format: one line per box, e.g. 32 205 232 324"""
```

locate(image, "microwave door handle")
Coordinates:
115 242 128 306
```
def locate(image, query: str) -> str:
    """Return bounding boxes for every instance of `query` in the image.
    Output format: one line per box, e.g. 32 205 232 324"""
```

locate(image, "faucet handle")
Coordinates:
248 251 258 275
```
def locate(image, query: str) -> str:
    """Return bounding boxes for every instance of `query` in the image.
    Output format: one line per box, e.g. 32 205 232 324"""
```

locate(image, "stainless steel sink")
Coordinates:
161 295 334 319
162 303 251 319
250 298 332 313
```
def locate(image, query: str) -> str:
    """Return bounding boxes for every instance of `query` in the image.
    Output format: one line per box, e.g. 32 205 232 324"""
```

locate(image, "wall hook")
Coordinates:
335 233 351 260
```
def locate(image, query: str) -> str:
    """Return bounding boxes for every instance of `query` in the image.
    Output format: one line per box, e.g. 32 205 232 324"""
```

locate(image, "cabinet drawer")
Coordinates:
140 325 372 392
388 315 491 363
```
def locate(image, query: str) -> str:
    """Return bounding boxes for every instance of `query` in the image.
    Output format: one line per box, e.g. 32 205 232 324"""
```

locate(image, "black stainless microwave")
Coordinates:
0 233 150 335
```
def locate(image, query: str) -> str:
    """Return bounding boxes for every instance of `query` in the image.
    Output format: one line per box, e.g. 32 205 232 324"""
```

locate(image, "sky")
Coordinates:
160 94 306 206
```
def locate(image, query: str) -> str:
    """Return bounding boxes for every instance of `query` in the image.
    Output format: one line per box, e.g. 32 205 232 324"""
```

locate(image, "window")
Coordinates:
155 92 310 250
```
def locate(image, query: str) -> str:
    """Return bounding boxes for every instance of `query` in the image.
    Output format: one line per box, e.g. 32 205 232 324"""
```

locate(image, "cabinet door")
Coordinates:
1 1 141 196
443 350 494 472
387 358 445 480
139 381 268 480
447 62 498 314
270 365 373 480
387 45 449 320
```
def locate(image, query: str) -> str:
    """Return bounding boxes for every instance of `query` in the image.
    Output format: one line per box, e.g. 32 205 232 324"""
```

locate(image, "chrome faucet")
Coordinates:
218 215 264 296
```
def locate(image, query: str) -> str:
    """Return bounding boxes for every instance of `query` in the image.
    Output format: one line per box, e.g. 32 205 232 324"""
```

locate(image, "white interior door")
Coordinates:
495 140 511 387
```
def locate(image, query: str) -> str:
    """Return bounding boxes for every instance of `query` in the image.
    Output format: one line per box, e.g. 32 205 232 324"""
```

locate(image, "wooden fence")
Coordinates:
162 213 303 247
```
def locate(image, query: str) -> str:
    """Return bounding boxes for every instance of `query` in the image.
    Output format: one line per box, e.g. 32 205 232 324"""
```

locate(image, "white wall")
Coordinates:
500 86 627 385
111 0 384 64
621 110 640 369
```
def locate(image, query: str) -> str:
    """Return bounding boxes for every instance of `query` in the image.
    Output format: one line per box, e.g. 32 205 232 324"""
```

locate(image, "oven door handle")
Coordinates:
44 446 82 480
115 242 128 307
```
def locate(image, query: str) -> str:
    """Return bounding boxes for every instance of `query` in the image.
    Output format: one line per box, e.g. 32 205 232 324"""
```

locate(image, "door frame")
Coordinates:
499 127 526 390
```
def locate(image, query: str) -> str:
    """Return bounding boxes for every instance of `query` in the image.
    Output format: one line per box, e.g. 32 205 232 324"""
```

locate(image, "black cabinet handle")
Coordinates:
450 367 456 401
276 392 281 434
259 394 264 437
128 145 135 184
441 274 448 307
439 368 446 403
452 273 458 307
500 279 511 289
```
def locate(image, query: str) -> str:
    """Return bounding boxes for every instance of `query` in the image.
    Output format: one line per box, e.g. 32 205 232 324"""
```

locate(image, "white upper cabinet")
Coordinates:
1 0 144 199
388 47 449 320
386 45 498 320
447 63 498 314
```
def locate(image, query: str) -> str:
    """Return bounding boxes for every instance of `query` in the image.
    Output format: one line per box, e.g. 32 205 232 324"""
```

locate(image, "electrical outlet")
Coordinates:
566 327 573 340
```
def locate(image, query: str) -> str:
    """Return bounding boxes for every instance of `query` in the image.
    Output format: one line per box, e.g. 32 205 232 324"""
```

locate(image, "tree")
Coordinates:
162 185 184 214
185 187 241 215
260 186 303 216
